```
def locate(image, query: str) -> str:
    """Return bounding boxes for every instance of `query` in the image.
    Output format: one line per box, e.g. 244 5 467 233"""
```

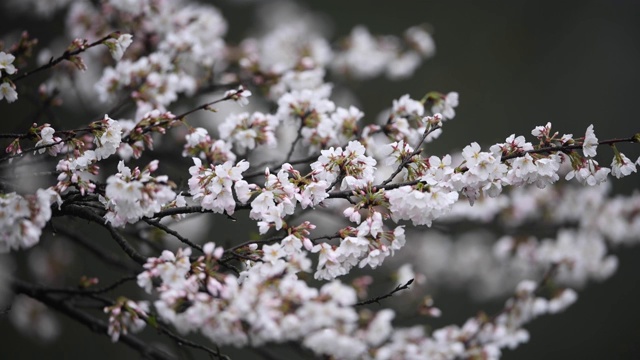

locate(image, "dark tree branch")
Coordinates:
11 278 176 360
152 206 207 219
59 204 147 265
54 225 139 273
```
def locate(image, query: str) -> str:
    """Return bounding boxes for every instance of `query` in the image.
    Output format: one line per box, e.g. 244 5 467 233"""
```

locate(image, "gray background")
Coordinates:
1 1 639 359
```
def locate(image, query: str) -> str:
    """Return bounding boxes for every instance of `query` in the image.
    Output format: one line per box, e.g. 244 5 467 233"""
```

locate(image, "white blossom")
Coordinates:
188 158 251 215
105 33 134 61
0 82 18 103
94 115 123 160
0 52 17 76
611 152 637 178
224 86 252 107
582 124 598 157
431 92 459 120
104 161 178 226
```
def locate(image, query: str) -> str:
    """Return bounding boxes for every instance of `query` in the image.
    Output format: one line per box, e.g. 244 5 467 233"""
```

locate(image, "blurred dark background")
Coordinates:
1 1 639 359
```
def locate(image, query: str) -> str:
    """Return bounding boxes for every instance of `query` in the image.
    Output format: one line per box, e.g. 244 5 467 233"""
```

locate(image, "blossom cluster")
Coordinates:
0 188 58 252
104 297 150 342
416 181 640 300
375 280 577 359
134 242 581 359
187 158 251 215
244 164 330 234
136 244 398 358
313 213 407 280
9 295 60 341
331 25 436 80
34 125 64 156
311 140 377 191
103 161 181 227
382 121 637 231
51 115 123 194
218 111 279 154
182 127 236 164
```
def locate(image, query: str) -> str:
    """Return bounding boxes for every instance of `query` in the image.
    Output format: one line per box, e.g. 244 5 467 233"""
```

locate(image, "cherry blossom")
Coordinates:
0 51 17 76
9 295 60 342
431 91 459 120
310 140 377 191
0 82 18 103
103 161 179 226
188 158 252 215
34 125 63 156
218 112 279 153
565 158 610 186
103 33 133 61
611 151 637 178
224 86 252 107
582 124 598 157
0 188 58 252
104 298 150 342
93 115 123 160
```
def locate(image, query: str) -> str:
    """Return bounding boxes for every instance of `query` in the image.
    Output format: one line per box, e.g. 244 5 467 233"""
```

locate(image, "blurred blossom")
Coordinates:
9 295 61 342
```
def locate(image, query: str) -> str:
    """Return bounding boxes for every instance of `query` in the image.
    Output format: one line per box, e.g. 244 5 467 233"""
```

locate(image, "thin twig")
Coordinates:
143 218 203 252
223 235 284 255
175 95 232 120
11 34 114 84
327 179 422 200
153 320 231 360
355 278 414 306
309 232 341 244
285 120 306 163
380 125 441 186
151 203 250 220
0 138 66 162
